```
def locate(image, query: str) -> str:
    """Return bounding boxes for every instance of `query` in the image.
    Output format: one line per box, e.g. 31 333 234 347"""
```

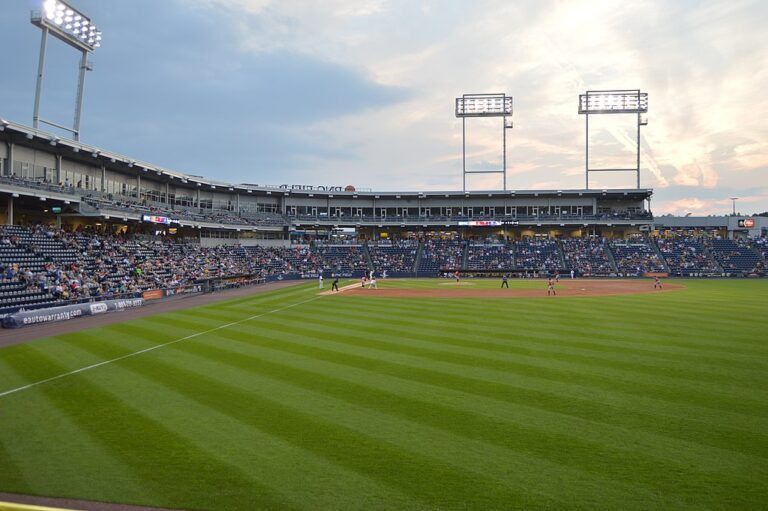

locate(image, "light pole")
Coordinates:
455 93 513 192
30 0 102 141
578 89 648 190
729 197 738 216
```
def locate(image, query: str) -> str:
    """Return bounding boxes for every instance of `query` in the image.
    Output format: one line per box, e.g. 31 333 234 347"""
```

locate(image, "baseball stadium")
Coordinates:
1 1 767 510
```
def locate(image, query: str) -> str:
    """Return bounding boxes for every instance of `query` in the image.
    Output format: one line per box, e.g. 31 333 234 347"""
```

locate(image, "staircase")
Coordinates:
703 245 724 274
362 242 374 271
649 237 672 273
413 241 424 274
604 241 619 274
555 240 567 270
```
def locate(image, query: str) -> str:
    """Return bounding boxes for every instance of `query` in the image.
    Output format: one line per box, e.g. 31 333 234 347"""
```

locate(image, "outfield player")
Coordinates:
455 271 460 283
332 277 339 292
547 278 556 296
501 274 509 288
654 276 663 289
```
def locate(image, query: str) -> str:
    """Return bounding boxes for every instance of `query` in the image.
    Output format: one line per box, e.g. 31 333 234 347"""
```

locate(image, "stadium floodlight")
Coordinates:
30 0 103 141
455 93 513 192
578 89 648 189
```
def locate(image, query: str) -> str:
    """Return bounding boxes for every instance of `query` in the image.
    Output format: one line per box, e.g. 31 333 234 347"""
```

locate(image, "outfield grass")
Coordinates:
0 279 767 510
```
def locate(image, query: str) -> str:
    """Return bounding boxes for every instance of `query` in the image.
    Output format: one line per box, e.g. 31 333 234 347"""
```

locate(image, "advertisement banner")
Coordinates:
142 289 165 300
2 298 144 329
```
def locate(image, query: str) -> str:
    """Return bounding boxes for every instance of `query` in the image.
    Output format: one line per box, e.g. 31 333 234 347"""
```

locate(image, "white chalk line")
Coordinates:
0 295 324 399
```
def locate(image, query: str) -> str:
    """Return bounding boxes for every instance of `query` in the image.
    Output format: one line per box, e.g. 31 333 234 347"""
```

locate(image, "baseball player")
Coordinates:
654 276 663 289
547 278 556 296
369 277 378 289
318 274 323 289
332 277 339 292
501 274 509 288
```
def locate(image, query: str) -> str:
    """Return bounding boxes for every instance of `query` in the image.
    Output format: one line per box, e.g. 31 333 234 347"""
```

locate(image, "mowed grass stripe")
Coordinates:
167 327 767 465
2 347 296 511
326 295 768 357
278 305 768 393
0 279 766 510
58 318 717 508
90 346 692 511
113 350 558 510
205 317 768 449
0 359 153 502
35 332 427 511
136 304 768 436
237 313 768 420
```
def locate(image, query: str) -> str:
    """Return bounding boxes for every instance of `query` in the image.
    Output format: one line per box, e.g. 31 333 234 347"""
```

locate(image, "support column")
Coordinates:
55 214 61 229
73 49 88 141
7 141 14 178
101 165 106 192
236 193 240 213
6 196 13 225
33 28 48 130
56 154 62 185
585 112 589 189
136 173 141 199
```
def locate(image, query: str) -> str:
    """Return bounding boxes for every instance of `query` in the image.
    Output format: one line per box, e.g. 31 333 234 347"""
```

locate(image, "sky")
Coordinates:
0 0 766 215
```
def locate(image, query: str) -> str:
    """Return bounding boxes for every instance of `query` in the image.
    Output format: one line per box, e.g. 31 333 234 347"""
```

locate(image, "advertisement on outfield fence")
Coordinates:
1 298 144 329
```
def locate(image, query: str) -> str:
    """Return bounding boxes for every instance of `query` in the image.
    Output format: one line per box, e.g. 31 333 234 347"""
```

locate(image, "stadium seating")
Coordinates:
417 240 464 274
466 243 515 270
1 224 765 315
514 239 563 271
315 245 369 277
610 238 666 276
561 238 614 275
656 237 720 276
708 239 762 274
368 240 418 274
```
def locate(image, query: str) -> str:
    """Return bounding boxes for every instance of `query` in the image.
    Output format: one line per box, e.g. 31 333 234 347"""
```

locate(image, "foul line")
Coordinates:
0 295 324 400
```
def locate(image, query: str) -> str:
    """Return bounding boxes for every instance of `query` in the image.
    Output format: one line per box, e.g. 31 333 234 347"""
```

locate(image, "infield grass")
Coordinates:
0 279 767 510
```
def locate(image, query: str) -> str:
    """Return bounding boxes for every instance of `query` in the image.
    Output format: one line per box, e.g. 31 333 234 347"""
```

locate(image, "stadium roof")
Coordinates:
1 117 652 200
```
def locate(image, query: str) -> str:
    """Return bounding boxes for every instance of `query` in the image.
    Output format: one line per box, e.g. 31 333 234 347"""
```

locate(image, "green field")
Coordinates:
1 279 767 510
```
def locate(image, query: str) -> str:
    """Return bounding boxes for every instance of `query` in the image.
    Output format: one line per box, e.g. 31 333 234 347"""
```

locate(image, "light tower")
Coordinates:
455 93 513 192
30 0 103 141
578 89 648 189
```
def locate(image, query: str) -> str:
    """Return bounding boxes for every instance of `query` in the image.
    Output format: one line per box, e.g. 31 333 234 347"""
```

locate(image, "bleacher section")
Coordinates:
656 237 720 276
514 239 563 271
1 224 766 315
418 240 464 274
610 239 666 276
561 238 614 276
466 243 515 270
369 241 418 275
708 239 762 274
316 245 369 277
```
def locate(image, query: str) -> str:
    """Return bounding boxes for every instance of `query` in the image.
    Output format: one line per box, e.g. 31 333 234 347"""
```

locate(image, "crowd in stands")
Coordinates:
514 239 562 271
82 196 285 226
656 236 720 276
610 237 667 276
418 240 464 272
466 244 515 270
561 238 614 275
2 224 767 314
315 245 369 276
369 240 418 274
707 239 763 274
